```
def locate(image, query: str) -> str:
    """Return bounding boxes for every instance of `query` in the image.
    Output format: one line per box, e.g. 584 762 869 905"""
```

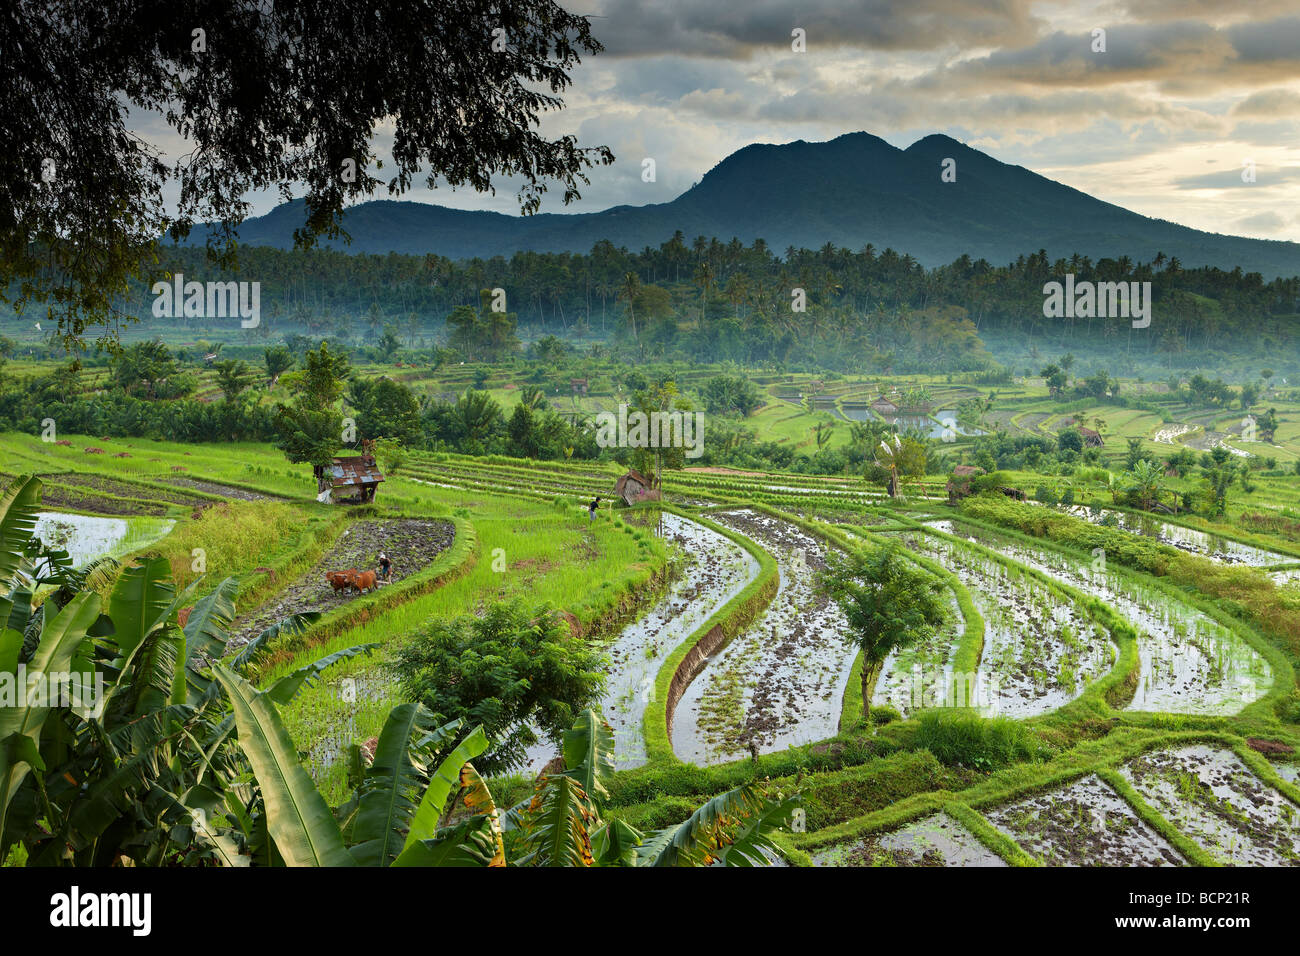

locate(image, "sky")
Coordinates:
147 0 1300 243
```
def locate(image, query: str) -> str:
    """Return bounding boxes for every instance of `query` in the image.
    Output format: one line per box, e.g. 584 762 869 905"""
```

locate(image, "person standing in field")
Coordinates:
588 496 600 522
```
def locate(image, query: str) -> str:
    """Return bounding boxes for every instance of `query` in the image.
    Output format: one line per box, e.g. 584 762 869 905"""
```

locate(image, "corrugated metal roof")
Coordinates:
327 455 385 487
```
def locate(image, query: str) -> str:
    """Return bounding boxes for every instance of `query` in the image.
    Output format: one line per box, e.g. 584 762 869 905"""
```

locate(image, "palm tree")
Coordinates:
619 271 640 342
877 433 904 497
725 272 749 319
456 389 502 445
693 260 714 328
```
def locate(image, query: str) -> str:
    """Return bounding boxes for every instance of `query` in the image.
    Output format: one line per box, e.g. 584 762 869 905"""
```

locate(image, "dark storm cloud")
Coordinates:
934 17 1300 92
1226 17 1300 63
586 0 1042 58
1101 0 1300 22
605 56 766 105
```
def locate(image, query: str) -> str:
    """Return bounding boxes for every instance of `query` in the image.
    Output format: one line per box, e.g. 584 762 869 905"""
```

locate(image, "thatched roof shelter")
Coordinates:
614 468 659 507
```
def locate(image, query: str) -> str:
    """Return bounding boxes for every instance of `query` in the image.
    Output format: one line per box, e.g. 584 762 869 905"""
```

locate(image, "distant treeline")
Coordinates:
8 236 1299 374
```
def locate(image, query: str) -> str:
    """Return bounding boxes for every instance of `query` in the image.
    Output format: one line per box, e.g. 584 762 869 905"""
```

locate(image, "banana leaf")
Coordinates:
212 663 353 867
347 703 464 867
401 723 489 850
635 785 797 867
0 591 99 841
0 476 41 587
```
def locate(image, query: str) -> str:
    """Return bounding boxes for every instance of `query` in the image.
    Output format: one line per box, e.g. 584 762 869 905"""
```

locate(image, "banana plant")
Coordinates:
213 682 797 867
1 474 378 865
500 709 797 867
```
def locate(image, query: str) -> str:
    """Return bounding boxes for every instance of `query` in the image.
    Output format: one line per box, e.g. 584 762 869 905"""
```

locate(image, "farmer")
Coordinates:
377 550 392 583
588 496 600 522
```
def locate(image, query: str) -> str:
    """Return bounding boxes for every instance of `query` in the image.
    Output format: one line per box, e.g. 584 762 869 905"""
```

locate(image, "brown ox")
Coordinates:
353 570 377 594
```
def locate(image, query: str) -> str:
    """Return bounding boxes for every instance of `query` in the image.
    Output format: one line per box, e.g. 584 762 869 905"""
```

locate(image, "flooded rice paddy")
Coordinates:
33 511 175 567
813 812 1006 867
987 775 1184 866
888 530 1113 717
672 510 856 765
1120 745 1300 866
922 522 1271 715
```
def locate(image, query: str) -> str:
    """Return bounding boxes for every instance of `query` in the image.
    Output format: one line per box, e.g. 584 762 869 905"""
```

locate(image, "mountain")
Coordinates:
185 132 1300 277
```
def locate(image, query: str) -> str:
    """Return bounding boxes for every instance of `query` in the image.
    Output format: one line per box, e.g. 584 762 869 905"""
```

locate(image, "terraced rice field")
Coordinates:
816 747 1300 867
987 775 1184 866
8 431 1298 874
889 529 1114 717
671 510 857 764
924 520 1272 715
521 512 760 771
1061 506 1292 565
1120 746 1300 865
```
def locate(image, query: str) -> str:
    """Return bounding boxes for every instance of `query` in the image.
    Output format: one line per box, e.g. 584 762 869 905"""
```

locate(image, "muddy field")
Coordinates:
41 472 210 509
988 775 1184 866
227 518 455 647
165 477 288 502
814 813 1006 867
1121 745 1300 865
672 509 856 765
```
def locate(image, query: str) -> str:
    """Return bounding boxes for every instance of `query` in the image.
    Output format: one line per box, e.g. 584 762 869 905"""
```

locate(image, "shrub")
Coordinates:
870 705 902 726
913 709 1041 770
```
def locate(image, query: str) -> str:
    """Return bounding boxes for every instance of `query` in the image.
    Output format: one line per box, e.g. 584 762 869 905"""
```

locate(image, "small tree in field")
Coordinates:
817 543 947 722
394 602 605 775
273 341 351 484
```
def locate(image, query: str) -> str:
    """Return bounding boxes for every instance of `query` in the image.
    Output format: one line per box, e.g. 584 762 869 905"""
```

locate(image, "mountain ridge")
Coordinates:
182 133 1300 277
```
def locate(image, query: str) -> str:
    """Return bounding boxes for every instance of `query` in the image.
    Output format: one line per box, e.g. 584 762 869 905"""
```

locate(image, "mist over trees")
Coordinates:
79 237 1300 378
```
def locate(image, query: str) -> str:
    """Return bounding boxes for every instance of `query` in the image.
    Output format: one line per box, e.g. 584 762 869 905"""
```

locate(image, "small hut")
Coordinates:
570 378 589 396
315 454 384 504
870 396 899 417
1078 426 1104 447
614 468 658 507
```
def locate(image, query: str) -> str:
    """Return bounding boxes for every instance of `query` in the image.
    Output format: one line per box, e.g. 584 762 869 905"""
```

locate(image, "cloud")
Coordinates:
1235 211 1293 232
1175 165 1300 189
1100 0 1300 24
1231 88 1300 117
584 0 1042 59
